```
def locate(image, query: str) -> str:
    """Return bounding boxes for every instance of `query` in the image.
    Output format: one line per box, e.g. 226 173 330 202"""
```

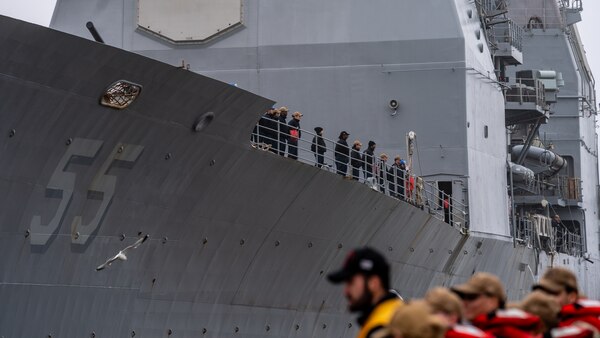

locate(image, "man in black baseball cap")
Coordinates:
328 247 402 338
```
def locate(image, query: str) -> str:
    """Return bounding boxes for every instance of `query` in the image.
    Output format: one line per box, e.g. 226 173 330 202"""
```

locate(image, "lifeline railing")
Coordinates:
513 214 583 256
514 216 535 248
555 226 583 256
505 78 546 107
251 117 469 229
557 176 582 202
480 0 507 14
507 7 568 30
488 18 524 52
515 174 583 203
558 0 582 11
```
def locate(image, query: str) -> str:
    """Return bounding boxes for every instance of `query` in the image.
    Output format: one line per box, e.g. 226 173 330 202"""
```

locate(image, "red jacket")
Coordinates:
559 300 600 332
472 309 541 338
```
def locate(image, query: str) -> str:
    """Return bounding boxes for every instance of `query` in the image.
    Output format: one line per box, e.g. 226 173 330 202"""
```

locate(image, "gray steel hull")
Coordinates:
0 14 588 338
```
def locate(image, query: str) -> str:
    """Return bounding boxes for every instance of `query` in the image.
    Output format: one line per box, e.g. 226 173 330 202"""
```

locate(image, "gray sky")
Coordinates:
0 0 56 26
578 3 600 97
0 0 598 103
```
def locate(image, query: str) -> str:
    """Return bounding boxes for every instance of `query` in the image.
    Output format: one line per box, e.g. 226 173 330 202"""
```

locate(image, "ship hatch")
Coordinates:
137 0 243 44
100 80 142 109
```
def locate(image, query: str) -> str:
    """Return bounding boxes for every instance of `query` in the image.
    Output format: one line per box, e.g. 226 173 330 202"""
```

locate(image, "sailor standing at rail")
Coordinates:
328 247 403 338
377 153 389 193
277 106 290 156
388 157 406 199
311 127 326 168
287 111 302 159
363 141 376 180
268 108 280 153
257 108 278 151
351 140 364 180
335 131 350 176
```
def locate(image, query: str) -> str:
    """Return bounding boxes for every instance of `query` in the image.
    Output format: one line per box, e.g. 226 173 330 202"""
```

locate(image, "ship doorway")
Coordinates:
438 181 452 224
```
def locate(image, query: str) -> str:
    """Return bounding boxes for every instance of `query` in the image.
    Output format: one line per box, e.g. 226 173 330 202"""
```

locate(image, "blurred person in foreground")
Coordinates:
374 300 446 338
514 290 595 337
533 267 600 334
425 287 492 338
451 272 542 337
328 247 403 338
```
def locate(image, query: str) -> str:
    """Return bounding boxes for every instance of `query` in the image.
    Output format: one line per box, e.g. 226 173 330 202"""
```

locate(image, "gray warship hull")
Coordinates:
1 0 600 336
0 15 531 337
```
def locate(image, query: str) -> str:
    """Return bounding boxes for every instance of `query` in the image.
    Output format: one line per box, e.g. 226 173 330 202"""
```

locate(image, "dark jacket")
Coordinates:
364 148 375 174
351 147 364 168
311 135 326 154
334 139 350 163
278 115 289 140
257 113 277 143
388 163 406 197
377 161 389 179
266 114 279 142
389 164 406 184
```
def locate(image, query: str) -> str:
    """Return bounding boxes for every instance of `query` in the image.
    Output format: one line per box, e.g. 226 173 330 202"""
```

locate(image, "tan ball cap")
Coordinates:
533 267 578 294
451 272 506 302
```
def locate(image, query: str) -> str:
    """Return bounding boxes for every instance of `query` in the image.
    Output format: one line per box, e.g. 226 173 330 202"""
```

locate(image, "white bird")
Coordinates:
96 234 149 271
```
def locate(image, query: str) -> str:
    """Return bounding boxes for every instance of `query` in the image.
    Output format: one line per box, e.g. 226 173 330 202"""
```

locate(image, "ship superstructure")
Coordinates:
0 0 598 336
484 0 599 291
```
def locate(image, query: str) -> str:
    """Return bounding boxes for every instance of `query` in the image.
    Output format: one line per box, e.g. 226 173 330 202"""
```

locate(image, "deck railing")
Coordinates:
512 214 583 256
505 78 546 107
514 216 535 248
251 117 469 229
555 226 583 256
481 0 507 13
515 174 582 203
489 18 524 52
558 176 582 202
507 7 568 30
558 0 582 11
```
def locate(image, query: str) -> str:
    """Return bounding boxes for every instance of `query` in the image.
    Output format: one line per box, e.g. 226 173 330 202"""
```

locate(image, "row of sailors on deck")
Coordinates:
253 106 303 159
253 108 410 193
329 247 600 338
317 129 409 191
329 130 406 178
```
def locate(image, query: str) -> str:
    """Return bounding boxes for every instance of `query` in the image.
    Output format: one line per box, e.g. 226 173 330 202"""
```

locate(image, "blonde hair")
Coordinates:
388 301 446 338
516 291 560 332
425 287 463 320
